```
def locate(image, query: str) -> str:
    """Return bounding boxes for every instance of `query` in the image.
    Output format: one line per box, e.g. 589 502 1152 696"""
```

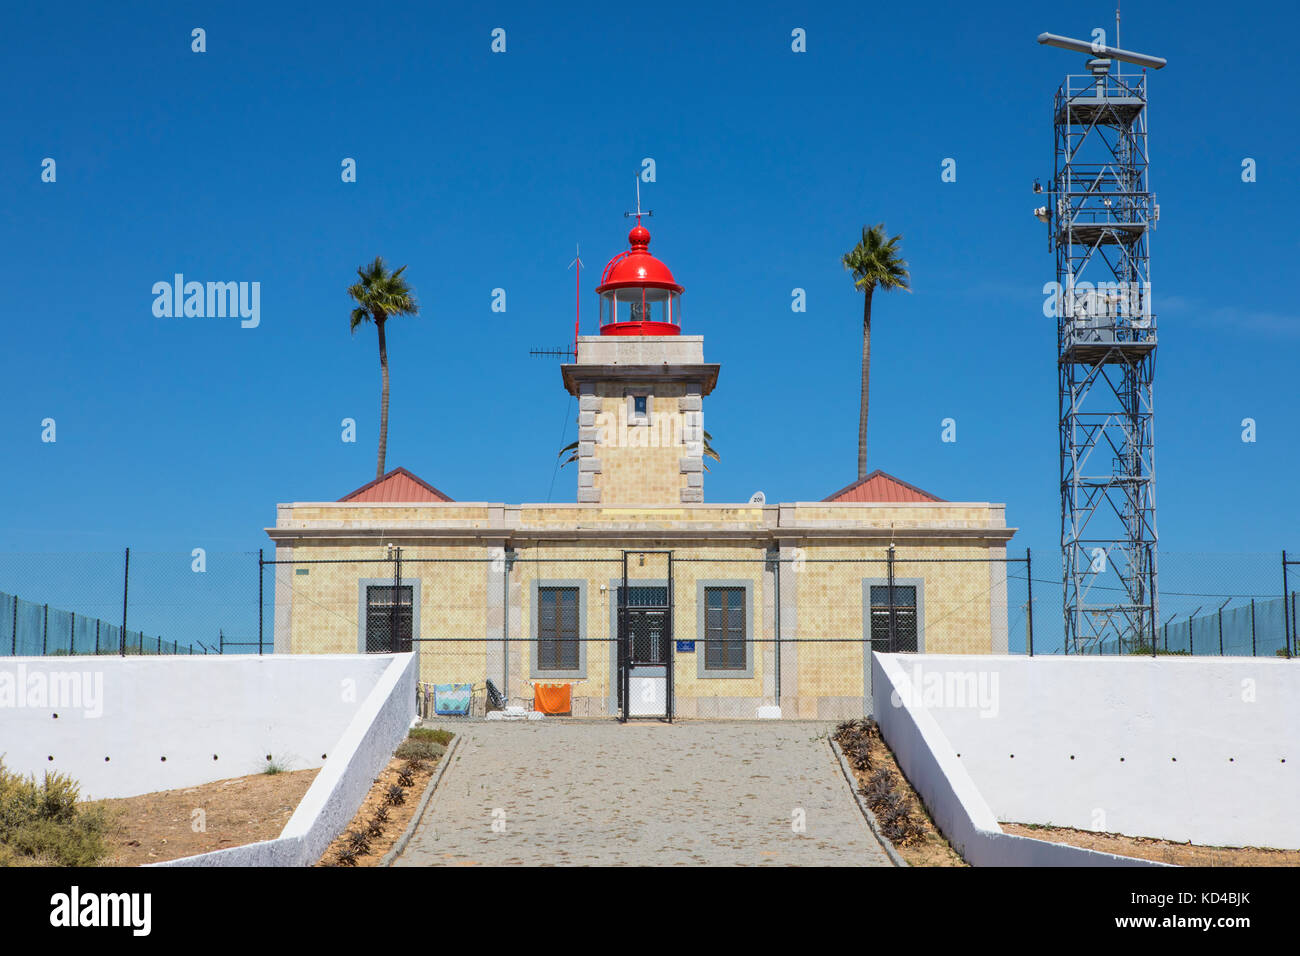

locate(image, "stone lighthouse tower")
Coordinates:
561 215 718 505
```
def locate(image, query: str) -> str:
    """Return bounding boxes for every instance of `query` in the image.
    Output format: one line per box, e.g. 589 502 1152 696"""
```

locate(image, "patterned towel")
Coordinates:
433 683 473 715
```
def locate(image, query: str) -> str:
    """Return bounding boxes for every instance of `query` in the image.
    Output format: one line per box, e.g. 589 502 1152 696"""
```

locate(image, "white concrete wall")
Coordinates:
159 652 418 867
874 653 1300 854
871 654 1160 866
0 654 406 800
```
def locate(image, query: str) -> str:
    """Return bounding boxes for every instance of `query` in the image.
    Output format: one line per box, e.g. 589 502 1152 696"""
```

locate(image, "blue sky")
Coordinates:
1 0 1295 578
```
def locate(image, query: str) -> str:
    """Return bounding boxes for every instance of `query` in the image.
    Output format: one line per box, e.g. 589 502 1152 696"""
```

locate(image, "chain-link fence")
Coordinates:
0 550 259 657
264 544 1032 720
1027 551 1298 658
2 547 1294 693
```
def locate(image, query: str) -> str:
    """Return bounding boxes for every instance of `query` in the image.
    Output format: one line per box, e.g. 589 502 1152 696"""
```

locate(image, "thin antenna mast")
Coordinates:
1115 2 1121 76
529 242 584 362
568 243 582 355
624 175 653 224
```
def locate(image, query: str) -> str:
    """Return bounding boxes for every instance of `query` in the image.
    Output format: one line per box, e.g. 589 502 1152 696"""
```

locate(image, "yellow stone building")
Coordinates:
267 221 1015 720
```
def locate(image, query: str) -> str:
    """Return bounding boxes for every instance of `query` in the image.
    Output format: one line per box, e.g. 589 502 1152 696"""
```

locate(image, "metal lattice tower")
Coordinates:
1038 31 1166 654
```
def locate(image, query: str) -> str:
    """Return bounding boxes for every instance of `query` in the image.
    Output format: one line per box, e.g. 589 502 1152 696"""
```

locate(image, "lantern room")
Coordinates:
596 223 683 335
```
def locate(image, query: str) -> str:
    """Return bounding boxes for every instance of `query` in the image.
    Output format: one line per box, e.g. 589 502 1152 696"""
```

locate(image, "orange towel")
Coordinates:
534 683 572 714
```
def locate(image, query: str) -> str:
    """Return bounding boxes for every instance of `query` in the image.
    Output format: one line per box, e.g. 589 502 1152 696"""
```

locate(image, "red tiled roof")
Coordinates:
339 467 454 503
823 470 944 503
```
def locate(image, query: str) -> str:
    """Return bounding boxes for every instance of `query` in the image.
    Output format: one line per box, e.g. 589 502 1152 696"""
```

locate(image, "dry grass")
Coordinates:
1 758 115 867
316 729 451 867
834 719 966 867
1001 823 1300 867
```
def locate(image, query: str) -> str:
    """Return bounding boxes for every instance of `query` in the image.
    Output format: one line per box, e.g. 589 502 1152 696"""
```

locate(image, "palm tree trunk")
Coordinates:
858 286 873 479
376 315 389 479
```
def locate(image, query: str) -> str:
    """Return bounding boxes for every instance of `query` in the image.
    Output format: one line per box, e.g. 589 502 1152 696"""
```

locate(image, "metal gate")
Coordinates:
618 551 673 722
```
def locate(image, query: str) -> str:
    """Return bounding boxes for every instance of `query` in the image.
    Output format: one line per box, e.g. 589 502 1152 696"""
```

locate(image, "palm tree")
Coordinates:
348 257 419 479
842 224 909 479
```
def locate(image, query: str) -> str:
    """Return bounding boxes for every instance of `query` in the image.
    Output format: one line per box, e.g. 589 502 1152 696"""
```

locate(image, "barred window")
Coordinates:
365 585 412 653
704 586 746 671
537 586 580 671
870 585 918 652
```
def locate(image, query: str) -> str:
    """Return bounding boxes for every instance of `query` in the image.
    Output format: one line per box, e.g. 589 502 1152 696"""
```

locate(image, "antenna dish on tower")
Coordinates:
1036 32 1167 70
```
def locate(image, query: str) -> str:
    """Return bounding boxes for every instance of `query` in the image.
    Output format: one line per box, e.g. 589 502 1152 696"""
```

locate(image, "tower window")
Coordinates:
626 391 652 425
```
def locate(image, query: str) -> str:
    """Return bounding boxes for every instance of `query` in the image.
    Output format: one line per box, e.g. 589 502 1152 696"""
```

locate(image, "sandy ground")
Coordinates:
88 769 319 865
1000 823 1300 866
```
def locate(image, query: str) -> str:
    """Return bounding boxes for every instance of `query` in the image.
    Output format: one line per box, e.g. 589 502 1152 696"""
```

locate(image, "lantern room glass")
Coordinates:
599 288 681 326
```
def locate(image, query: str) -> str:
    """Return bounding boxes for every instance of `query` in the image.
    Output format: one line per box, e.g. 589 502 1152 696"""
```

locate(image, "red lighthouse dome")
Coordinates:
595 222 684 335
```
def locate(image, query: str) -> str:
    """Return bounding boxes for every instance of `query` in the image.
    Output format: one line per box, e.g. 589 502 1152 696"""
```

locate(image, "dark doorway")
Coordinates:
617 553 673 721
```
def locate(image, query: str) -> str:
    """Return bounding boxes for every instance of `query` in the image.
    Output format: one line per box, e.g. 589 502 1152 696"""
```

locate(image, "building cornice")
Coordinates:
265 524 1016 545
561 363 721 396
267 500 1014 544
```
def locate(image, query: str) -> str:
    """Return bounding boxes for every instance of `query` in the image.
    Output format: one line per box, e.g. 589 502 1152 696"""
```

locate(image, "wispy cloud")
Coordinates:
1160 296 1299 338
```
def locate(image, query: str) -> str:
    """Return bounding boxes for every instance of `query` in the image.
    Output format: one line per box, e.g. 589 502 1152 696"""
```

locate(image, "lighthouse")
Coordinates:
562 215 719 505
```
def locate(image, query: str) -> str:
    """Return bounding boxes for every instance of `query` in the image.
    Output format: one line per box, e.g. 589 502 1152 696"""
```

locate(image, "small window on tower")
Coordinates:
626 390 652 425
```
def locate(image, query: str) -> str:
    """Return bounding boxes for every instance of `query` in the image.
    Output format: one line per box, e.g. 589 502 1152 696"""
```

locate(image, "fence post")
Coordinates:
886 544 897 654
219 629 224 655
1218 600 1225 656
120 547 130 656
503 548 514 705
95 619 100 655
1250 598 1257 657
70 611 75 656
258 549 264 656
1147 544 1157 658
1284 550 1292 658
1025 548 1034 657
10 595 16 656
42 604 48 655
394 545 403 653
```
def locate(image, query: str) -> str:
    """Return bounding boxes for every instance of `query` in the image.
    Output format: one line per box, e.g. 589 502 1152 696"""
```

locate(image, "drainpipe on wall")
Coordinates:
503 547 516 708
768 546 781 704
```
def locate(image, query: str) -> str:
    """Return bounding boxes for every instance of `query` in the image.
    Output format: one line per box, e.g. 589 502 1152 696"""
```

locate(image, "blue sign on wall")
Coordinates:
676 640 695 653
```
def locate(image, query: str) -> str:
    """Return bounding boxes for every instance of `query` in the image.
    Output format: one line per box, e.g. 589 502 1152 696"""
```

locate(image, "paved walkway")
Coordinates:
394 721 890 866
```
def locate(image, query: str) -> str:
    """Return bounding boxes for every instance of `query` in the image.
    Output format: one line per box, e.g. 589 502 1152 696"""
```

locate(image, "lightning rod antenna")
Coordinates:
568 243 582 355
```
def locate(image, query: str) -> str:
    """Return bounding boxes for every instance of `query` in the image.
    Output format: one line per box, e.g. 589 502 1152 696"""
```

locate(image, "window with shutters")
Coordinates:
537 586 580 670
701 584 750 676
365 584 413 653
869 584 919 653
